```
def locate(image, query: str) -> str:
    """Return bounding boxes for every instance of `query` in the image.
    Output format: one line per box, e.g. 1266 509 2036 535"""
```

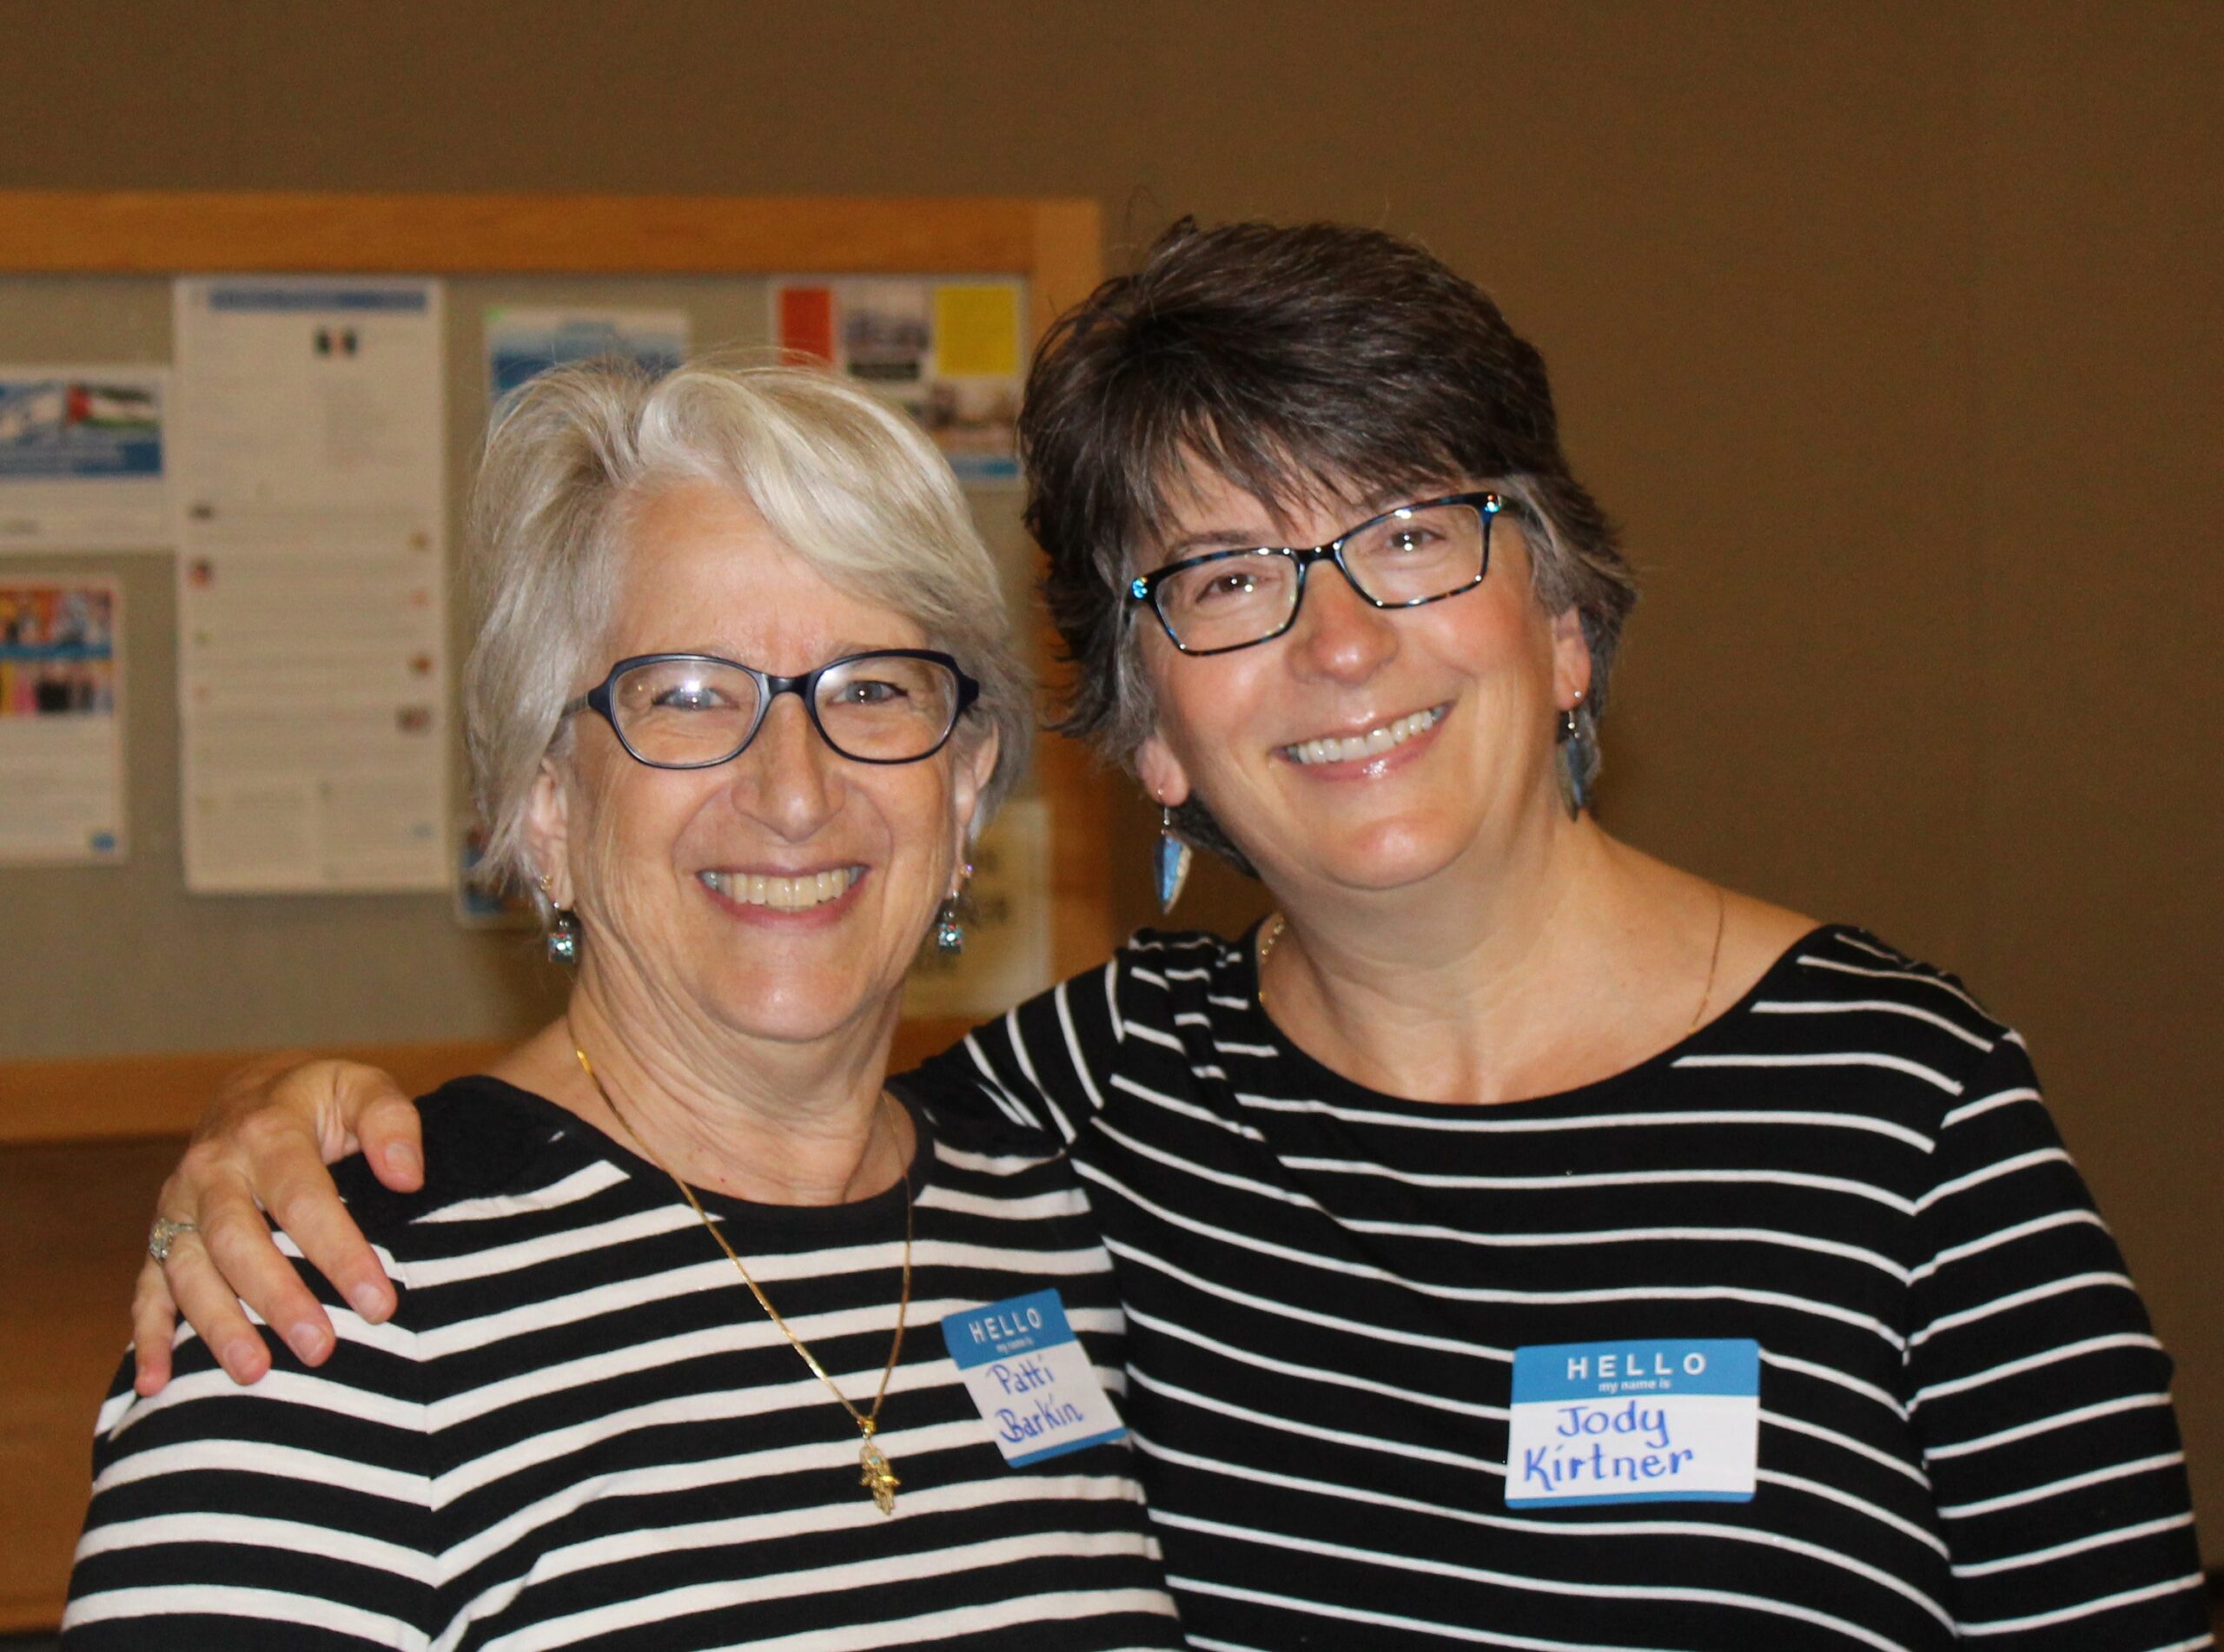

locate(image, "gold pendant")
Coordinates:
859 1436 900 1515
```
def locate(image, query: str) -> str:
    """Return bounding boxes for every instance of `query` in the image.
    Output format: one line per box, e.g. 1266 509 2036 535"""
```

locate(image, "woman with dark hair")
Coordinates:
133 222 2205 1649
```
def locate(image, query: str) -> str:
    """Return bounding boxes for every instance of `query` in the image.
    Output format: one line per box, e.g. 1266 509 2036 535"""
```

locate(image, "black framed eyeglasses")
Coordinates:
1125 491 1502 656
562 649 981 769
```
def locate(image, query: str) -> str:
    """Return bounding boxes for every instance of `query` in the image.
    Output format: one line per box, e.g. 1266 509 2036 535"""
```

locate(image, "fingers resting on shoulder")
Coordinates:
135 1054 419 1395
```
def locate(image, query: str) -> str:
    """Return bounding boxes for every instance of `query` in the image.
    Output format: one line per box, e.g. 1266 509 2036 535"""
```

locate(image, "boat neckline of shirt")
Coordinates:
424 1071 938 1237
1219 920 1887 1116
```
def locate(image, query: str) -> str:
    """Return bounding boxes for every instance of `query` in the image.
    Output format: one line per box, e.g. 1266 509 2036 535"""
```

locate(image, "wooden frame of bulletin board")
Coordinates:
0 191 1109 1630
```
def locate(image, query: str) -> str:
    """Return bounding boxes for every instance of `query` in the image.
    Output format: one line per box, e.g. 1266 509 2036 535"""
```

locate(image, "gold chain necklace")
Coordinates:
570 1039 913 1515
1255 884 1727 1037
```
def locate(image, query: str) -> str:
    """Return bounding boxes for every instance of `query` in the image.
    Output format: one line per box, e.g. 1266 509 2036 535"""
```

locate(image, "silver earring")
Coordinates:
546 907 581 965
1155 805 1192 914
935 863 972 953
1558 704 1595 817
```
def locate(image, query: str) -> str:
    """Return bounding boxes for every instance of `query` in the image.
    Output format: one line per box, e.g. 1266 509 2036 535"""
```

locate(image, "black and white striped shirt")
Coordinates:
64 1076 1185 1650
929 924 2209 1650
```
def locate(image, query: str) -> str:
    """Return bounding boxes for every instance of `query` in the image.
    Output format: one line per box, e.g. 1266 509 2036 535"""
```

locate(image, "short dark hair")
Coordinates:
1020 217 1636 869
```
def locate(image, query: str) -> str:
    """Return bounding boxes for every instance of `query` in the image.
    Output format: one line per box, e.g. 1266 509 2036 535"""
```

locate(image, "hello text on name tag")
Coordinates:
1506 1338 1761 1508
941 1288 1127 1467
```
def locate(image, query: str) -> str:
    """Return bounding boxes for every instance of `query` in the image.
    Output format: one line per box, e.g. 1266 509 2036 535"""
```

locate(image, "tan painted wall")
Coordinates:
7 0 2219 1557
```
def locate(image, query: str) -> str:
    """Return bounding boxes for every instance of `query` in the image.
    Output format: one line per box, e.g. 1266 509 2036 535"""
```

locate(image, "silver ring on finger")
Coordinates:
148 1215 199 1264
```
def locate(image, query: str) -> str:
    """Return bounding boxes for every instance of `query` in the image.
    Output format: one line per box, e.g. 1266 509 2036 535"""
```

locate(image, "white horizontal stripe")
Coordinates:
1941 1085 2042 1129
1913 1332 2164 1405
928 1140 1060 1176
1797 953 1989 1014
1104 1234 1512 1362
1910 1207 2106 1283
396 1203 707 1288
1132 1429 1952 1627
1831 933 1904 963
1126 1303 1504 1420
1909 1271 2133 1347
1672 1050 1964 1095
916 1182 1091 1220
438 1416 989 1579
1337 1219 1910 1282
72 1510 432 1580
1949 1511 2196 1578
1215 1040 1279 1057
1081 1164 1906 1346
1914 1146 2070 1213
1124 1020 1185 1051
480 1529 1169 1651
430 1322 1121 1513
1927 1394 2170 1462
1757 1466 1949 1557
1130 1364 1493 1475
1912 1146 2063 1218
699 1589 1181 1652
1761 1350 1909 1421
1172 1573 1678 1652
437 1460 1155 1644
1751 996 1995 1050
1957 1571 2207 1636
89 1437 427 1505
1759 1409 1930 1488
1112 1071 1269 1140
62 1583 428 1648
1936 1450 2185 1519
1155 1512 1916 1652
1234 1094 1936 1148
411 1159 627 1223
1268 1158 1916 1213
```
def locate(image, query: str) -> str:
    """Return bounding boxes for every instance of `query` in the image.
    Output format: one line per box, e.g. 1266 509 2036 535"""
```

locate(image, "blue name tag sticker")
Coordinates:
941 1288 1127 1467
1506 1338 1761 1508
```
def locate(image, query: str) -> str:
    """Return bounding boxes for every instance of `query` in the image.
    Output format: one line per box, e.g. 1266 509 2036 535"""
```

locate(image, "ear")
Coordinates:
1550 605 1593 710
950 727 1001 856
523 756 575 907
1136 731 1192 809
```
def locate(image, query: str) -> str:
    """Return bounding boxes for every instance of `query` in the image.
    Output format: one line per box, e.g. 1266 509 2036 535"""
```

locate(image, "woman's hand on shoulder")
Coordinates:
133 1054 422 1395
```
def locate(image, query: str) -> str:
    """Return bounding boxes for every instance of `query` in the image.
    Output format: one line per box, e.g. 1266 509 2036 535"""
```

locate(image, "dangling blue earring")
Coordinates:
546 907 581 965
539 874 581 964
1559 702 1594 817
1155 804 1192 914
935 862 972 953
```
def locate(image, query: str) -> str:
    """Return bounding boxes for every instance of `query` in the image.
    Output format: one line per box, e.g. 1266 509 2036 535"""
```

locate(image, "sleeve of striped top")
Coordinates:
63 1252 437 1648
1904 1034 2208 1647
947 952 1128 1143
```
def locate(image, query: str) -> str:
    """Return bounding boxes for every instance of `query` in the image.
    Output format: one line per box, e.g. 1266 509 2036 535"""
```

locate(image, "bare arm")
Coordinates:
133 1053 424 1393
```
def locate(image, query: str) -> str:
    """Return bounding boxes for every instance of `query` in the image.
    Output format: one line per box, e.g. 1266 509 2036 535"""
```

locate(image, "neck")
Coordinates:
499 969 910 1206
1257 813 1723 1104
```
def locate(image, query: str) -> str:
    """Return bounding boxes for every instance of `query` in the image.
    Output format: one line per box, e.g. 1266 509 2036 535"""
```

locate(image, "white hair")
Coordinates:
462 358 1031 903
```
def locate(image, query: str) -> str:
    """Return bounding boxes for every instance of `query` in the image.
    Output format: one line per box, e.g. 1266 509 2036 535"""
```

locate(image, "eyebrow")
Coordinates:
1155 485 1458 560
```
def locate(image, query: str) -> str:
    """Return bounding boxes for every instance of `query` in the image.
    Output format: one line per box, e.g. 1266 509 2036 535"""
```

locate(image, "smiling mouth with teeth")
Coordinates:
697 867 862 910
1282 705 1447 767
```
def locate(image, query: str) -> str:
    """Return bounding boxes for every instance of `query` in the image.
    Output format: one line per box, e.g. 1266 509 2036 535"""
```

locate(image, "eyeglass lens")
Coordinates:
611 654 963 765
1155 499 1490 652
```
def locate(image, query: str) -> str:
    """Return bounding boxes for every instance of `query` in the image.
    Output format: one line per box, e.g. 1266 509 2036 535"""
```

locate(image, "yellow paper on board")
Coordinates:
934 284 1021 377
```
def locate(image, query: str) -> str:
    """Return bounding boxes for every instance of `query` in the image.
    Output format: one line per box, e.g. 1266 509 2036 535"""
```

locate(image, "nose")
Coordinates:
1287 558 1399 684
731 691 840 838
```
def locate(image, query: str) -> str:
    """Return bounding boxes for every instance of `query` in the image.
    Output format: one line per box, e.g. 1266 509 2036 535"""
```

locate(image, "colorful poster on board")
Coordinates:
771 278 1026 486
0 578 126 862
484 307 691 400
172 277 449 894
0 368 169 551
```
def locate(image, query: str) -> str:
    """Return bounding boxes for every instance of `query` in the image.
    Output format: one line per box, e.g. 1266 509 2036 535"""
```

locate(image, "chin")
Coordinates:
706 968 899 1046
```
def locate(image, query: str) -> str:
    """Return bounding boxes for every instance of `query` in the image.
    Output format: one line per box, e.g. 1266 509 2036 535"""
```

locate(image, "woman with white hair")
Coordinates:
63 361 1184 1649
